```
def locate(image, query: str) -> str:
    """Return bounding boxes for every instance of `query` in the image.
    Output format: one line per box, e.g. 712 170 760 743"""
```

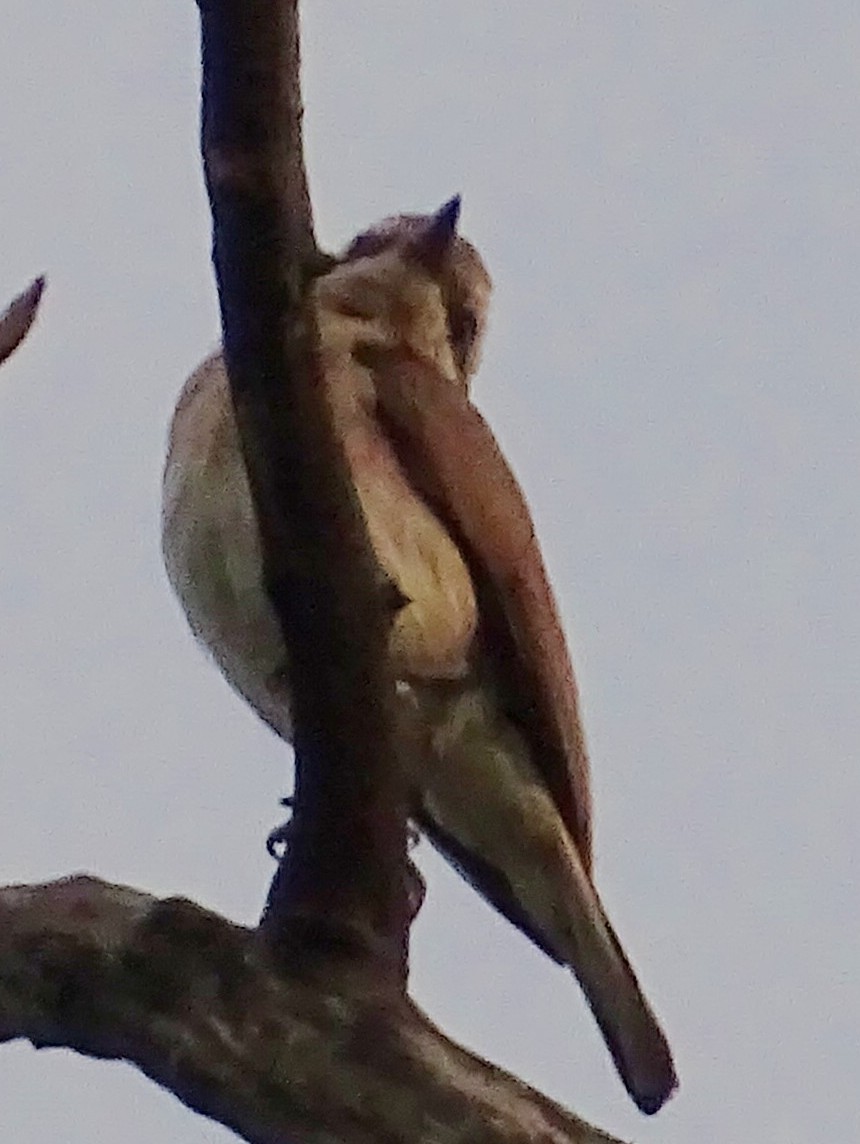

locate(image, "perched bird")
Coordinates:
162 197 677 1113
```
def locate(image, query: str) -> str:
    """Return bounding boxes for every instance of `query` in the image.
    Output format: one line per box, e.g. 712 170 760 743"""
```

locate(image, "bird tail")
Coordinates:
555 852 678 1114
420 792 677 1114
410 681 677 1113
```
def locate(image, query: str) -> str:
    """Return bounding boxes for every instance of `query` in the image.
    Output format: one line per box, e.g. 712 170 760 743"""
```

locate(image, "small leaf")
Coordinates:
0 275 45 367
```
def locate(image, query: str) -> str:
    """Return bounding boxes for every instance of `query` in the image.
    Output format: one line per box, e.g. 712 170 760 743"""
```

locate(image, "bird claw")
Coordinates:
266 795 295 859
267 797 422 888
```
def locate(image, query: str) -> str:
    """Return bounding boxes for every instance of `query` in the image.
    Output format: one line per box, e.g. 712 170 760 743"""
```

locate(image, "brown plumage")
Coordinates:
162 198 677 1113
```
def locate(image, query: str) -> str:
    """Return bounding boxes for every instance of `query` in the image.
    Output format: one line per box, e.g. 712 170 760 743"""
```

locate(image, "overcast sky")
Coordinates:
2 3 859 1142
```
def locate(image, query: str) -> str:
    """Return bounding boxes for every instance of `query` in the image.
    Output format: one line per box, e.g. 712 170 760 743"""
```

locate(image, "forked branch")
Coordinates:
0 3 648 1141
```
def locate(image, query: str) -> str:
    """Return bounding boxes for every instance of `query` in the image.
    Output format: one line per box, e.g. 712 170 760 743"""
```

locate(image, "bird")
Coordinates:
162 196 678 1114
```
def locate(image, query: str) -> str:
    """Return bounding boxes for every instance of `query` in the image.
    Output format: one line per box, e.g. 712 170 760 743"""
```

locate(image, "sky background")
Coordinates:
2 3 859 1141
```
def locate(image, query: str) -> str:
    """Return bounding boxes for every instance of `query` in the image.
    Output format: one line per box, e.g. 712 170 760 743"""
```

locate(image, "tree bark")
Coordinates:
198 0 412 975
0 877 627 1144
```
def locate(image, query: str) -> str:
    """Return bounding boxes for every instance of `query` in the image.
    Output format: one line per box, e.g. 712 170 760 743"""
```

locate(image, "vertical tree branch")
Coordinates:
197 0 411 979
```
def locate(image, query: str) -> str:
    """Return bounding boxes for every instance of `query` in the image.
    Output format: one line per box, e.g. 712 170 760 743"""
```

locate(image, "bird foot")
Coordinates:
266 795 295 859
266 796 424 926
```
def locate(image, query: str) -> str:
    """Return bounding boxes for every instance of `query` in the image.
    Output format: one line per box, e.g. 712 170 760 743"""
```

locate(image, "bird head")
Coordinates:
317 197 492 389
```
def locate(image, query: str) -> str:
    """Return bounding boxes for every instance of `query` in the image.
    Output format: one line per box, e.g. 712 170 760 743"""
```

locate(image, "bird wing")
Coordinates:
367 346 594 873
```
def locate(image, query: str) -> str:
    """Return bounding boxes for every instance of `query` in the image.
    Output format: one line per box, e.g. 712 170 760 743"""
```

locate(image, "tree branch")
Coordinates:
197 0 412 975
0 877 627 1144
1 6 659 1141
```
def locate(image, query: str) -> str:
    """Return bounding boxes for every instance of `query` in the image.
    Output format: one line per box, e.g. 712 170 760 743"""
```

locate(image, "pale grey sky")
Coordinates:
2 3 859 1141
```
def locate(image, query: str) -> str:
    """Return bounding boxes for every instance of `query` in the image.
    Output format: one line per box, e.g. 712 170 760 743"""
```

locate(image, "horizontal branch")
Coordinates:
0 876 628 1144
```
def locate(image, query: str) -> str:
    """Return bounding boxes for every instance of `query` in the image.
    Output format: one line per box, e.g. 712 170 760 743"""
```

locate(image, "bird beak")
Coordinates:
434 195 462 233
411 195 461 273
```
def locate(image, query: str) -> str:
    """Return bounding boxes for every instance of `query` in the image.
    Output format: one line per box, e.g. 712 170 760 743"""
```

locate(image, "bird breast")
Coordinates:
163 353 478 742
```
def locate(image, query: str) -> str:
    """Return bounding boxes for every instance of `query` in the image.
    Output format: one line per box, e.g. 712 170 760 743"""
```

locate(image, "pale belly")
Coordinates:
162 365 478 742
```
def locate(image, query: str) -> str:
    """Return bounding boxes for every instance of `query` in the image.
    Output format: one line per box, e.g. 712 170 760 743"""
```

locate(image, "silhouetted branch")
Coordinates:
0 877 627 1144
198 0 412 974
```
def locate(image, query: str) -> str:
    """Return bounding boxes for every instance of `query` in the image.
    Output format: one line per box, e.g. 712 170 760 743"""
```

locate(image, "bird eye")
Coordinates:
450 307 479 352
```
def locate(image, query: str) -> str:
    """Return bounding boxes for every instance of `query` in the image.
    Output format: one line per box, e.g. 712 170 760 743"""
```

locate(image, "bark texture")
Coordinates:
0 878 626 1144
199 0 412 978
